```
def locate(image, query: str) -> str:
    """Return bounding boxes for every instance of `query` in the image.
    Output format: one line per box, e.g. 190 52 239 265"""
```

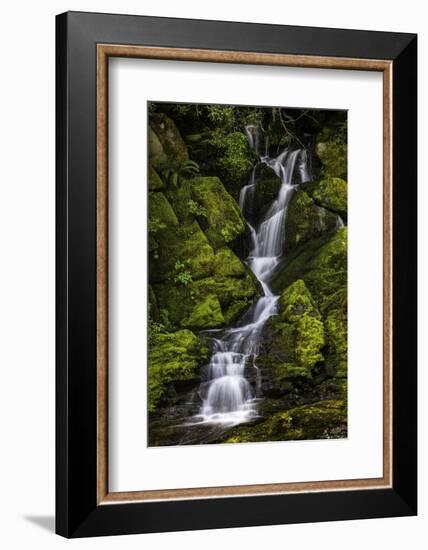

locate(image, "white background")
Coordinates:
0 0 425 548
109 59 383 492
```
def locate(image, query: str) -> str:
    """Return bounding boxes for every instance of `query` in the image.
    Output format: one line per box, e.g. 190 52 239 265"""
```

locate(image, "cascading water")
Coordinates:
194 126 310 426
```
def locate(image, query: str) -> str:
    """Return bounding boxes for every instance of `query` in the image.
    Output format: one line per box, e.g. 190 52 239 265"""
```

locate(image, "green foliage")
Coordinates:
216 132 253 186
206 105 237 131
158 159 200 189
173 260 193 287
148 216 165 234
187 199 207 218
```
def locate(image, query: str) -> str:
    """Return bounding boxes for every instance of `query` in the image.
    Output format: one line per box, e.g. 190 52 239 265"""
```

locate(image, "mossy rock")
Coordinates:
148 127 168 169
225 400 347 443
152 247 261 330
271 228 347 310
191 176 246 247
149 191 178 227
323 288 347 378
195 273 260 325
213 247 247 278
257 280 325 397
305 177 347 219
280 278 320 322
280 280 325 371
162 179 197 224
148 329 209 412
284 189 337 254
148 165 165 191
181 293 225 329
150 220 215 283
150 113 188 165
315 126 347 180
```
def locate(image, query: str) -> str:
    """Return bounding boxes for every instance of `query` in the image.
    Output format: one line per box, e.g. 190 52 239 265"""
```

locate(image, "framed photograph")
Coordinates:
56 11 417 537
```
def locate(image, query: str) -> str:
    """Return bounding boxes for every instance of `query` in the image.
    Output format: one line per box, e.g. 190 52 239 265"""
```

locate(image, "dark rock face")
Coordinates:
252 163 282 224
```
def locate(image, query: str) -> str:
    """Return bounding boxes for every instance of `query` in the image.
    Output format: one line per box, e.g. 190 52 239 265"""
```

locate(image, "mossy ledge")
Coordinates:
226 400 347 443
148 329 209 412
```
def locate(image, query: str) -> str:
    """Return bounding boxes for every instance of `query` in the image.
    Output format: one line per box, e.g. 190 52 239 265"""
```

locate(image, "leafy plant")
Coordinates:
159 160 200 188
187 199 207 218
148 216 166 234
173 260 193 287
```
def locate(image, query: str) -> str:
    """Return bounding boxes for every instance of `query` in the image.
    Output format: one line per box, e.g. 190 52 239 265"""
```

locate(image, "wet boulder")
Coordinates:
284 189 337 254
148 329 210 412
315 125 347 180
304 176 347 220
149 220 215 284
190 176 246 248
152 246 261 330
271 227 347 310
150 113 189 165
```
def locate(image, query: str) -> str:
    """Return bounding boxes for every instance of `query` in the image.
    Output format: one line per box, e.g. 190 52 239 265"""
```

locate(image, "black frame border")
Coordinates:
56 11 417 538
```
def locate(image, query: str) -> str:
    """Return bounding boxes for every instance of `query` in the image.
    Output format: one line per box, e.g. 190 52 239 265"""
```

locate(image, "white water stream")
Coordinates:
194 127 310 426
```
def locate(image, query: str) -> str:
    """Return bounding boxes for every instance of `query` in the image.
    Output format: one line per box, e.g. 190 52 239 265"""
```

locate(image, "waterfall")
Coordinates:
193 127 310 426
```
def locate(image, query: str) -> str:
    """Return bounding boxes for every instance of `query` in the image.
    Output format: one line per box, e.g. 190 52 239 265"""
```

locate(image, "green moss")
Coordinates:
294 315 325 370
148 165 165 191
181 294 225 329
195 271 260 324
284 190 337 253
191 176 246 247
148 329 209 412
280 278 320 322
225 400 347 443
257 281 325 398
150 113 189 164
150 221 215 283
303 228 347 308
149 191 178 227
315 127 347 180
280 280 325 371
271 228 347 310
213 247 247 278
323 288 347 378
256 320 296 369
152 245 260 330
306 177 347 218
